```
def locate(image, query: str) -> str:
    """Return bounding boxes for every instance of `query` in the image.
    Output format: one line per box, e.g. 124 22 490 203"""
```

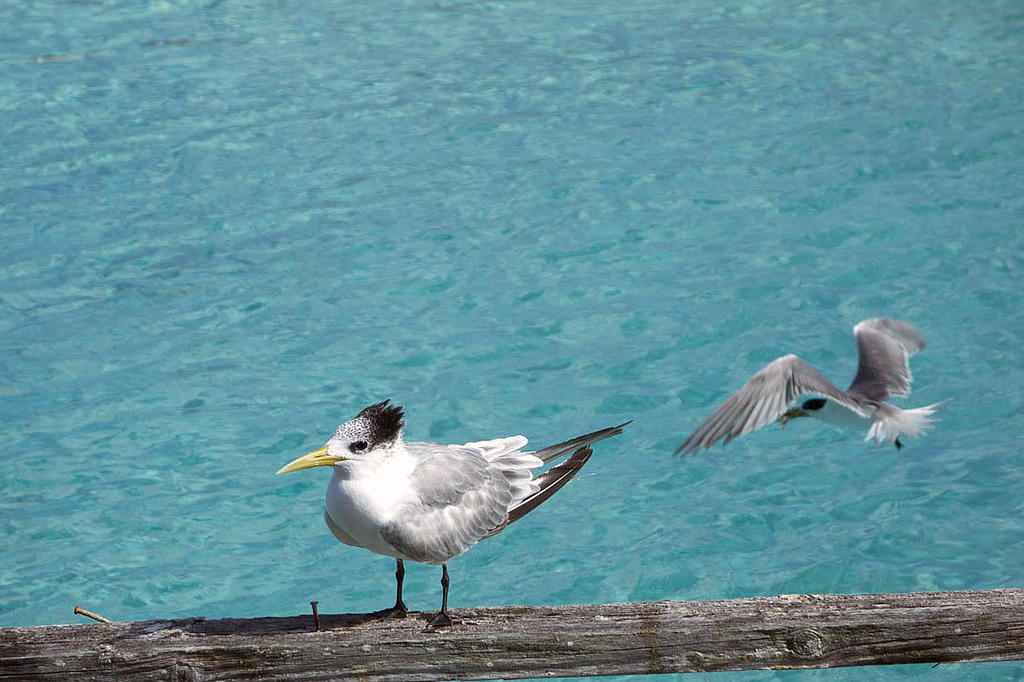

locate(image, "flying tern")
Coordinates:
676 318 946 455
278 400 629 628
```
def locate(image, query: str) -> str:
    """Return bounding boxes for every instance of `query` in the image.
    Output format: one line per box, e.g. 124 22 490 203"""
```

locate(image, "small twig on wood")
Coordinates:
310 601 321 632
73 605 110 623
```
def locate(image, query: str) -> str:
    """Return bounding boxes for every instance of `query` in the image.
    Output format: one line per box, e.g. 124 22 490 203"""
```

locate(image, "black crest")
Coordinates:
356 399 405 445
801 398 827 411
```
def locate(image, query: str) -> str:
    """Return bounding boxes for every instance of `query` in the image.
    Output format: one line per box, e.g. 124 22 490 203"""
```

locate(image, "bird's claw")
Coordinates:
427 611 453 629
373 603 409 620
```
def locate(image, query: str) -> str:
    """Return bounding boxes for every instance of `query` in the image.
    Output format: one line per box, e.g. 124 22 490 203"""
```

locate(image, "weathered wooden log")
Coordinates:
2 589 1022 680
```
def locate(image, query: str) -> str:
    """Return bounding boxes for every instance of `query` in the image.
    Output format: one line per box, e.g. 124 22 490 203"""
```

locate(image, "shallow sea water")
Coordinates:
2 0 1023 679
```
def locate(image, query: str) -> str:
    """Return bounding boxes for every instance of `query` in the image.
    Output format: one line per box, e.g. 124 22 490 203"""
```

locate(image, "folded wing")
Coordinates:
381 444 523 564
382 423 627 562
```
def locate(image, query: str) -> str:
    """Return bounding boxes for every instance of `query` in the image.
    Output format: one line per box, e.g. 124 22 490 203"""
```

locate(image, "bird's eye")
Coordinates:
349 440 369 453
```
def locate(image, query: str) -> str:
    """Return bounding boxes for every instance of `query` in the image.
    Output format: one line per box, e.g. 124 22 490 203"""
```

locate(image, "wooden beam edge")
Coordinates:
1 588 1022 681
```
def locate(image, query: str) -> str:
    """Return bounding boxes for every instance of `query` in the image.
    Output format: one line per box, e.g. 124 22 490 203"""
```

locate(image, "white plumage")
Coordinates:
278 400 628 627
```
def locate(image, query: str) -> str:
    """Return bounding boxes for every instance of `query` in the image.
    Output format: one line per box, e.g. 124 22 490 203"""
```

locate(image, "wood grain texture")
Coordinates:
2 589 1022 680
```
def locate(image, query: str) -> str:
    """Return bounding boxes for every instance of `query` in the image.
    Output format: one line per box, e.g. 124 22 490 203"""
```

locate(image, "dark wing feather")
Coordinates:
501 445 593 530
531 421 631 463
484 422 626 537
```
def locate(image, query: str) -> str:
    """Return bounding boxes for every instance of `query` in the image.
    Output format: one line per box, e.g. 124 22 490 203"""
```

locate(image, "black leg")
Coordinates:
372 559 408 619
391 559 409 617
428 563 453 628
895 438 903 450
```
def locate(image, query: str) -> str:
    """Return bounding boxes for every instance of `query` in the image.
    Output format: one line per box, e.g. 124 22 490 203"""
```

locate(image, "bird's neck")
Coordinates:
810 400 873 428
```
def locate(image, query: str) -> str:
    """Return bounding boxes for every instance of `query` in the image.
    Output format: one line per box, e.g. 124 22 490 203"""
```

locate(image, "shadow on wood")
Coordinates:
2 589 1022 681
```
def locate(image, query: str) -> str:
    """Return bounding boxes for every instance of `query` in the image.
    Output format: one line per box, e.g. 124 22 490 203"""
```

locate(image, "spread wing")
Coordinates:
675 354 869 455
846 318 926 402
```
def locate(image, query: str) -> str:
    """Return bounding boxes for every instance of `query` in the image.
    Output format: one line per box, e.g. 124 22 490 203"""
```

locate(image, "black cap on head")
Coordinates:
356 399 405 445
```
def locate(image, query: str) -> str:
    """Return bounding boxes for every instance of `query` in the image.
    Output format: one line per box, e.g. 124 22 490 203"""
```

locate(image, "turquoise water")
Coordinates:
2 0 1022 679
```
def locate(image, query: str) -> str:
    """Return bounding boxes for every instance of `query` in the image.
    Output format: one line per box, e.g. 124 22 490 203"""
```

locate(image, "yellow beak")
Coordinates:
276 446 345 474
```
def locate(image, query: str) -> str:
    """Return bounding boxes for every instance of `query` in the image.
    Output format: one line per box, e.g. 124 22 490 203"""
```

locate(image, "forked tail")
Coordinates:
865 399 949 446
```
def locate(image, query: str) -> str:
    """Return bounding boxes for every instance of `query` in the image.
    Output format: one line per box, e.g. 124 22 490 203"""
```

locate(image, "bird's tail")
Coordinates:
865 400 949 446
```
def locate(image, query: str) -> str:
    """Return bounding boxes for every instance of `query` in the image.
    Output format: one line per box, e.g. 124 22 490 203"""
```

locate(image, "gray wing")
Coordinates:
482 422 627 537
846 318 926 402
675 354 869 455
380 444 515 564
496 444 593 532
531 421 631 463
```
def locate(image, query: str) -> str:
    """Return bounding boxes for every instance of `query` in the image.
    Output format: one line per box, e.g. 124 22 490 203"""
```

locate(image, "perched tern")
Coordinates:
278 400 629 628
676 318 947 455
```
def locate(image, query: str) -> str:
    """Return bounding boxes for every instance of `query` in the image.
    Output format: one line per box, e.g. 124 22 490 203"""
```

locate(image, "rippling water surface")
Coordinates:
2 1 1022 679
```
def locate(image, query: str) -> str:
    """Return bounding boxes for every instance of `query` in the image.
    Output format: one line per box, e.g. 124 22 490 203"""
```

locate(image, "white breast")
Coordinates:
324 455 417 558
811 399 875 429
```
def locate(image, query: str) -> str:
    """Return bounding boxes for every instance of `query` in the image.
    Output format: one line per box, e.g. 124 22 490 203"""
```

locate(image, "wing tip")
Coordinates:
854 317 927 353
504 444 594 526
